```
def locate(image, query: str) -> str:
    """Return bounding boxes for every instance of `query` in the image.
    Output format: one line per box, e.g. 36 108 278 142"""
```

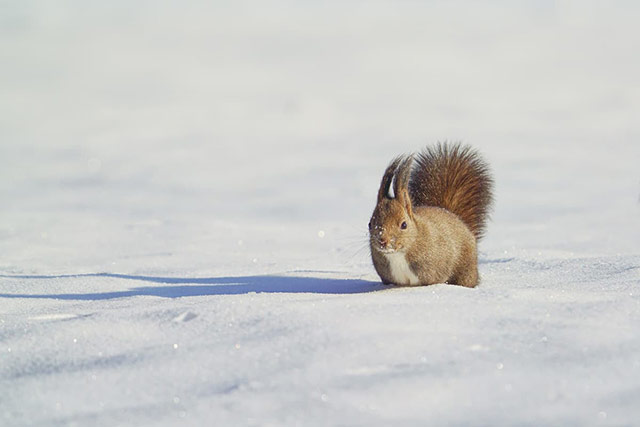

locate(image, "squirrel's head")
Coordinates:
369 155 417 253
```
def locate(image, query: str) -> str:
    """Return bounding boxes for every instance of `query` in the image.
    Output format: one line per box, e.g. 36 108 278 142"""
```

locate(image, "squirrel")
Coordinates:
368 142 494 288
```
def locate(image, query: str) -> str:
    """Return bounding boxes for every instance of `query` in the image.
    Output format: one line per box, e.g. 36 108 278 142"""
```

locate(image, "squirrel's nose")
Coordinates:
379 238 388 248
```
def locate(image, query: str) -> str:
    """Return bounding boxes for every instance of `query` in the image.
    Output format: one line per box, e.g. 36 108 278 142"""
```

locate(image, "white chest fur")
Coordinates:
384 251 420 285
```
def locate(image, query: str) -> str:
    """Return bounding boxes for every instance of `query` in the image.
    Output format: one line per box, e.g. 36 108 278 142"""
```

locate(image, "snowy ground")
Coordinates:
1 2 640 426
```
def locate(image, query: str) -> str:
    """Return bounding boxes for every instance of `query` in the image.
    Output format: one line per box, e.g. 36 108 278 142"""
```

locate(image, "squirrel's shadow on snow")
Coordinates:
0 273 386 300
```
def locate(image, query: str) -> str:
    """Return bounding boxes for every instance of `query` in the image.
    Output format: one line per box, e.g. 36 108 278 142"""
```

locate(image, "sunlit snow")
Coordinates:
1 1 639 426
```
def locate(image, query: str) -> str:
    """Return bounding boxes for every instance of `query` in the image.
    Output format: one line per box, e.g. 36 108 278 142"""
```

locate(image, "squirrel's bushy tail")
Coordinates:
409 143 494 240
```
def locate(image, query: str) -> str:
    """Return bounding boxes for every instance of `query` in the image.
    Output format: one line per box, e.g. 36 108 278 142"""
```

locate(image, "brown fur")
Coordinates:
369 143 493 287
409 143 493 239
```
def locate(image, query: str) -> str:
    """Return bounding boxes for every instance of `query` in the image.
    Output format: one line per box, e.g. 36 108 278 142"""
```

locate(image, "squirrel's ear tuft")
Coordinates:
377 156 403 202
393 155 415 217
393 155 413 197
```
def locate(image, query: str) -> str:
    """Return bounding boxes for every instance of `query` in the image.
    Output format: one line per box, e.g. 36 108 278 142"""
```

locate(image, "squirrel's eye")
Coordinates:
400 221 407 229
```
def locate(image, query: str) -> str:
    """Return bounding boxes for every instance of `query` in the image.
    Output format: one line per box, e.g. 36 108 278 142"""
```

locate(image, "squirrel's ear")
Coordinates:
377 156 403 202
392 155 413 196
394 155 415 217
399 188 414 218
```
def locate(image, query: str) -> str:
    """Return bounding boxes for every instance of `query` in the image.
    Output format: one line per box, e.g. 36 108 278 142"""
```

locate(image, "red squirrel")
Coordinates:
369 143 494 287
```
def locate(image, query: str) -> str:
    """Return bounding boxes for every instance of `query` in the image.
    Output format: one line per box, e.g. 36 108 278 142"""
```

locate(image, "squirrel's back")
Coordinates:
409 143 493 240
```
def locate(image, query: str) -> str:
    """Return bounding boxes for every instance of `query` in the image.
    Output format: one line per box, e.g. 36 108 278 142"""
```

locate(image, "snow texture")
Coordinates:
1 2 640 426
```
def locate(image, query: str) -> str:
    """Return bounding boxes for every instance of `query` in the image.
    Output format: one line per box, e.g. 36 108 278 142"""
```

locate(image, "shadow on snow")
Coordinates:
0 273 386 300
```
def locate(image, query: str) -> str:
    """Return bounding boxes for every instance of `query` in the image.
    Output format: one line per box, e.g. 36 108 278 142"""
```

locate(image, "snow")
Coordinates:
1 1 640 426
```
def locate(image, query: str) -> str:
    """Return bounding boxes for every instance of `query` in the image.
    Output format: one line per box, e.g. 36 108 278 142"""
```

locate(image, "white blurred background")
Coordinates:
1 1 639 272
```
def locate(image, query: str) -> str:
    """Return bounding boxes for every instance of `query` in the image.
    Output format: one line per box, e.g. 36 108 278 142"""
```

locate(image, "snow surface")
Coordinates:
1 2 640 426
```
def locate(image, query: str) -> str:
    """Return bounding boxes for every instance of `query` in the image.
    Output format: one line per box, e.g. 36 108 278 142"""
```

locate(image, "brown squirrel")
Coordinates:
368 143 493 287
